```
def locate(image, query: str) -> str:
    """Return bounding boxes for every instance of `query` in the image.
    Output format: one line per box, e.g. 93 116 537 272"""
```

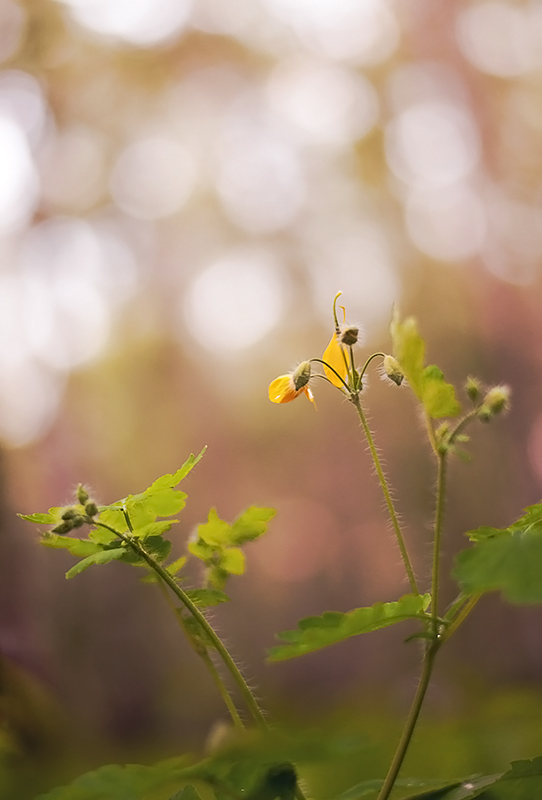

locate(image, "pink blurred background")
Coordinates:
2 0 542 788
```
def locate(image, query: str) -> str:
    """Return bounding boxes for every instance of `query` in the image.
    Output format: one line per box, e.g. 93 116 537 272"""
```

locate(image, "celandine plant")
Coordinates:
18 293 542 800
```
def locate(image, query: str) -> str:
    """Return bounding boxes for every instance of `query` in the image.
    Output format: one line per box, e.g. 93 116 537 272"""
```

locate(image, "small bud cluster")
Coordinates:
51 484 99 535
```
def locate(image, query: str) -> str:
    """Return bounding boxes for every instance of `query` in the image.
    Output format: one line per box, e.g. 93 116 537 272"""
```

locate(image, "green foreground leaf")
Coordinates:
268 594 431 662
454 502 542 603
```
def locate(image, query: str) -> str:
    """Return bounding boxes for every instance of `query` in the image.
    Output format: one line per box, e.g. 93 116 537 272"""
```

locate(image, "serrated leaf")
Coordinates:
230 507 276 545
222 548 245 575
41 534 103 558
18 512 56 524
66 547 126 579
390 311 460 419
197 508 232 547
268 594 431 661
89 527 119 545
464 525 508 542
454 523 542 604
184 588 230 608
188 540 214 562
149 448 206 492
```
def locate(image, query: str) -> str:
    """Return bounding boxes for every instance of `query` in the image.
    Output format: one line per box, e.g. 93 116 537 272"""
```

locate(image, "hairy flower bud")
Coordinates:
76 484 89 506
85 501 98 518
52 521 73 535
465 376 481 402
340 326 359 346
478 385 511 422
382 355 404 386
292 360 311 391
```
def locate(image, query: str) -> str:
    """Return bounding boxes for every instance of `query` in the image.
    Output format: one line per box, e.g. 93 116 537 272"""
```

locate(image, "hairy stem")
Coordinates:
443 593 481 642
95 521 267 729
376 641 440 800
352 396 419 596
157 580 244 729
431 454 447 631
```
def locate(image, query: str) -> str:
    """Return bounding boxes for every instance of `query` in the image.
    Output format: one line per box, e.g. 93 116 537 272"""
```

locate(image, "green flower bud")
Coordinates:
52 521 73 535
76 484 89 505
465 376 481 402
478 385 510 422
382 355 404 386
72 516 85 529
85 501 98 518
61 508 76 521
292 361 311 391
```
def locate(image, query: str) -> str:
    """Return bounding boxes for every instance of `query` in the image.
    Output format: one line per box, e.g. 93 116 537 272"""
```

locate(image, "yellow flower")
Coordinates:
269 361 315 405
323 331 348 388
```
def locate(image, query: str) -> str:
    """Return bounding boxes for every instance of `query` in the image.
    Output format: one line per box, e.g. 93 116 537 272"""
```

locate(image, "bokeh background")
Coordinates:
2 0 542 795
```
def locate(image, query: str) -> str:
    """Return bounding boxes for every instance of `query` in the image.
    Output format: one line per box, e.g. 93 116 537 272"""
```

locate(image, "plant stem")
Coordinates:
431 454 447 631
376 641 440 800
352 396 419 596
442 593 481 642
156 580 245 729
95 521 267 729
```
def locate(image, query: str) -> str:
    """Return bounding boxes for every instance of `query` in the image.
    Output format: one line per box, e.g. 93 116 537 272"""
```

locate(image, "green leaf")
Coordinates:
66 548 126 579
131 520 177 539
18 512 56 524
197 508 232 547
184 588 230 608
422 365 461 419
405 757 542 799
221 547 245 575
331 778 460 800
230 507 276 545
454 503 542 603
268 594 431 661
390 311 460 419
34 756 192 800
166 556 187 576
149 448 207 491
169 787 202 800
41 534 103 558
187 539 214 562
97 505 127 533
89 527 119 545
121 536 172 567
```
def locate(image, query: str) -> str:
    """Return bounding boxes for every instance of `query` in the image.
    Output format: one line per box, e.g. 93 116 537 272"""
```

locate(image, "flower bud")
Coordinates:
292 361 311 391
76 484 89 505
72 516 85 529
52 521 73 535
85 501 98 518
382 355 404 386
465 376 481 402
478 385 510 422
340 326 359 346
61 508 76 521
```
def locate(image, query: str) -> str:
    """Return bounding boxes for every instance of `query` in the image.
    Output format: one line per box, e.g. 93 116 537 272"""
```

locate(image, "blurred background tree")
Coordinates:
2 0 542 795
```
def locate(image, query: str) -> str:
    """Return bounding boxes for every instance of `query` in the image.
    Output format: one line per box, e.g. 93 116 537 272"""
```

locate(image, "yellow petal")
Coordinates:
323 333 348 388
269 374 298 403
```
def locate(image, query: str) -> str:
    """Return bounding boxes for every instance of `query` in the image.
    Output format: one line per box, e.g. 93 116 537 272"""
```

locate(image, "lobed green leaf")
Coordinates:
268 594 431 661
230 507 276 545
404 757 542 799
66 547 126 579
197 508 232 547
184 588 230 608
41 534 103 558
454 501 542 603
18 512 56 524
390 311 460 419
131 520 177 540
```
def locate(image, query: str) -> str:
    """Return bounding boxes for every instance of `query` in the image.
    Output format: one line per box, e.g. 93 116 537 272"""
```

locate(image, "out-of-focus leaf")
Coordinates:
390 311 460 419
185 588 230 608
221 548 245 575
268 594 431 661
405 757 542 799
40 534 103 557
331 777 460 800
66 548 126 579
169 786 203 800
18 512 55 524
34 756 192 800
454 521 542 604
166 556 187 575
230 507 276 545
197 508 232 547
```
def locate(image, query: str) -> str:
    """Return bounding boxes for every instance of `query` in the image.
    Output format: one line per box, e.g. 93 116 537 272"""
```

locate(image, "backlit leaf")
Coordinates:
66 548 126 579
268 594 431 661
184 588 230 608
131 520 177 539
18 512 55 524
41 534 103 558
197 508 232 547
230 507 276 545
